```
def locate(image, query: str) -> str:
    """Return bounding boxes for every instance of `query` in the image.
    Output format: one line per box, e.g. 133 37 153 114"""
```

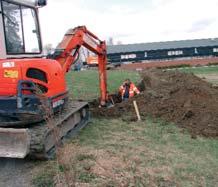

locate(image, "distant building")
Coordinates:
107 38 218 64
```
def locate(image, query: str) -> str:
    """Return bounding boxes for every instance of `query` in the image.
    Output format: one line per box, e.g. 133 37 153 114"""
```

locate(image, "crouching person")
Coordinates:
119 79 140 101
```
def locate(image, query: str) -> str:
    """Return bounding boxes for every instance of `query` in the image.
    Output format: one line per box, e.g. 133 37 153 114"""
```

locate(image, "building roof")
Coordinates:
107 38 218 54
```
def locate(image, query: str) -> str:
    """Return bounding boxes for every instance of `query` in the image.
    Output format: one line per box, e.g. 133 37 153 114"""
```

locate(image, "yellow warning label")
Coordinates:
4 70 18 78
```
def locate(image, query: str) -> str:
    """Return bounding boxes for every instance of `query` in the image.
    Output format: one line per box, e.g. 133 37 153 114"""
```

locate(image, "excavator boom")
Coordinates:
52 26 108 105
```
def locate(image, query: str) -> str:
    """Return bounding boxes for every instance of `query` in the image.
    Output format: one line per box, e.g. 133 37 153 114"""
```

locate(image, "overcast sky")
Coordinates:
39 0 218 47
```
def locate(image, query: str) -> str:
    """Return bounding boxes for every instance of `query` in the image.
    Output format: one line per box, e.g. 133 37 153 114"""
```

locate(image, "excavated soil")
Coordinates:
92 69 218 138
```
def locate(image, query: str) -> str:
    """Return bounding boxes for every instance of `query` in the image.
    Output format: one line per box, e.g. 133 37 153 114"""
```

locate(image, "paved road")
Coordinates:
0 158 35 187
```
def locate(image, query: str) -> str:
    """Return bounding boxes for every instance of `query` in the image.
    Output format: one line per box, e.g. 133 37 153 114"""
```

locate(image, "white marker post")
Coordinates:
133 100 141 121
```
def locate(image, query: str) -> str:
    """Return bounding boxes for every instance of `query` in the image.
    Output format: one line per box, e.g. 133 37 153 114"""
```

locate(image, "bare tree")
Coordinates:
107 37 114 45
117 40 122 45
43 43 54 55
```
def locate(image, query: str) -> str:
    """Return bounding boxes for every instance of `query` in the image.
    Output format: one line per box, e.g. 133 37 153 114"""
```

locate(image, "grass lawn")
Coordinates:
33 69 218 187
178 66 218 85
66 70 140 100
178 65 218 75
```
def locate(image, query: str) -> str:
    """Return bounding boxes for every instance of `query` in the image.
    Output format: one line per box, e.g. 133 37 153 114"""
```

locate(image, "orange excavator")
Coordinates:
0 0 108 159
86 56 98 67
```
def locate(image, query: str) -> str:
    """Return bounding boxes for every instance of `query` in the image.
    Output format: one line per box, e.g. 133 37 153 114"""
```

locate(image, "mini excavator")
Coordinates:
0 0 108 158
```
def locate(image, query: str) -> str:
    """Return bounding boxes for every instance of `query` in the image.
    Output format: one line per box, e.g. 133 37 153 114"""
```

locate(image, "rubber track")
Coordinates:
28 102 89 159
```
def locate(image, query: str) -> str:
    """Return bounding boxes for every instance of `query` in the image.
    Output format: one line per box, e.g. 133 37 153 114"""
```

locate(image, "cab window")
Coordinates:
1 0 41 54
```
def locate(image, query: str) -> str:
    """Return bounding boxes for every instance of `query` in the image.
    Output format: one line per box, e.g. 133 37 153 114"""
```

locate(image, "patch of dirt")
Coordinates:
57 146 147 186
92 69 218 138
0 158 36 187
91 150 125 177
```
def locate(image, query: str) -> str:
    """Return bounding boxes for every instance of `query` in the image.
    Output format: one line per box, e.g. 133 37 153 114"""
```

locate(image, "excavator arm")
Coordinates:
51 26 108 105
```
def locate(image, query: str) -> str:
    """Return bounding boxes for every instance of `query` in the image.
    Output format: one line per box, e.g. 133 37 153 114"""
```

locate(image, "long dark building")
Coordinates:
107 38 218 64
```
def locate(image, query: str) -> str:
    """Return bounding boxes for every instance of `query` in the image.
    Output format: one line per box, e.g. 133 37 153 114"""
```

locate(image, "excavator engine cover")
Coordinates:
0 59 68 126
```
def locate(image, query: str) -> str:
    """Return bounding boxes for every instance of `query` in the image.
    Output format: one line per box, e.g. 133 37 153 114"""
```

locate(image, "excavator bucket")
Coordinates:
0 128 30 158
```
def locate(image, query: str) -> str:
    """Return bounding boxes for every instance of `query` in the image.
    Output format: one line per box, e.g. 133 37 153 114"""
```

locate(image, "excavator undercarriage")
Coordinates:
0 102 89 159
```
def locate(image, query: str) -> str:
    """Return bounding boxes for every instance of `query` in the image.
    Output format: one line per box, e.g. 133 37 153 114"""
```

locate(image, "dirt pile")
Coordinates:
92 69 218 138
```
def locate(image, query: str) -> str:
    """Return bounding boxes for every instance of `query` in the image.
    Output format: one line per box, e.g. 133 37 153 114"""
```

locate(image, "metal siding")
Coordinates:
107 54 121 63
107 45 218 63
136 51 146 61
197 47 214 56
148 50 168 60
107 38 218 54
182 48 195 57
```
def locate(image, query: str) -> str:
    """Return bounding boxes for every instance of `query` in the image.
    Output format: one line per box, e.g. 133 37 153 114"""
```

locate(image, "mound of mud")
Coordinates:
92 69 218 138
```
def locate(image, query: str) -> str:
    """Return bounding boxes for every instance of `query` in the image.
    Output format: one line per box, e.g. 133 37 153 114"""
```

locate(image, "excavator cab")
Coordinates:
0 0 46 58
